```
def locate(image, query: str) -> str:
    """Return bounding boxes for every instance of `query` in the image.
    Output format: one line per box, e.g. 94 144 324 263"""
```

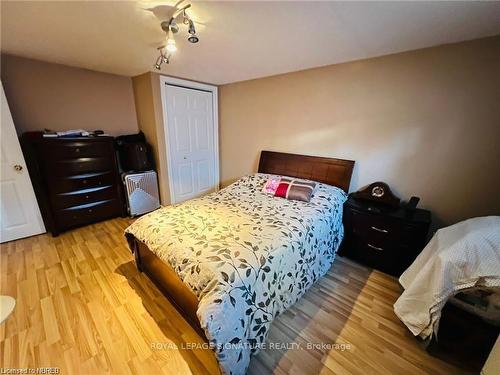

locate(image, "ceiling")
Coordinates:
2 1 500 85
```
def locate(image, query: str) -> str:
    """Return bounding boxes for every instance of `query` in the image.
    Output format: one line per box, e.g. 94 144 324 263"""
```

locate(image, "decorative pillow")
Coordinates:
262 177 281 195
274 177 317 202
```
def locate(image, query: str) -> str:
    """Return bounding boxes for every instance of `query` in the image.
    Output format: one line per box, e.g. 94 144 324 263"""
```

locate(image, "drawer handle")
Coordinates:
371 226 388 233
367 243 384 251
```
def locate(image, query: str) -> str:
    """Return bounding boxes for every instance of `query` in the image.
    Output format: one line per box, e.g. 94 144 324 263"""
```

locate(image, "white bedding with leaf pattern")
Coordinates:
125 173 346 374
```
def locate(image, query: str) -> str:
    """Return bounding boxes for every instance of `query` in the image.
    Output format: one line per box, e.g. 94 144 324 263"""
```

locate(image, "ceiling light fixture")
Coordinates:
153 2 199 70
166 29 177 52
187 19 199 43
154 46 170 70
182 10 190 25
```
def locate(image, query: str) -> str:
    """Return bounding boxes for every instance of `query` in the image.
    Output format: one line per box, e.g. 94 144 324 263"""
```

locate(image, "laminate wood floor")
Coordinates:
0 218 471 374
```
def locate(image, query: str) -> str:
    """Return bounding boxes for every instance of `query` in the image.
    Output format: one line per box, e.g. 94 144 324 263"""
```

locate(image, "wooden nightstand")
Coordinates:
339 195 431 277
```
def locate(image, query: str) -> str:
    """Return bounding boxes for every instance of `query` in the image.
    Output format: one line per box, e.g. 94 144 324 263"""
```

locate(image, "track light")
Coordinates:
164 28 177 52
187 19 199 43
153 47 170 70
154 55 162 70
188 19 196 35
166 38 177 52
166 43 177 52
153 3 199 68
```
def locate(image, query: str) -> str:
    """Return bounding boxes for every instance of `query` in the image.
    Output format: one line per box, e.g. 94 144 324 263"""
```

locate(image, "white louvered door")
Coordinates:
164 84 218 204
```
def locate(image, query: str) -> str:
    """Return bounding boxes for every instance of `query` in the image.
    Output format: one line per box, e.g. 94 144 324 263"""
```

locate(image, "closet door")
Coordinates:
165 84 218 204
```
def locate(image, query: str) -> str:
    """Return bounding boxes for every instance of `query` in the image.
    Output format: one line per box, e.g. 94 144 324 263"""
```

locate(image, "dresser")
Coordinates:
339 196 431 277
21 132 125 236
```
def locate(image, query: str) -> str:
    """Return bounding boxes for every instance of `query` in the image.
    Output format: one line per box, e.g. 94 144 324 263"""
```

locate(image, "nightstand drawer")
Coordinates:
350 209 421 246
350 236 398 272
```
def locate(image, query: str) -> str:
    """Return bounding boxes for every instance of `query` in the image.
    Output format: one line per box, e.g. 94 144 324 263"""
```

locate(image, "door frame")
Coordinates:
159 76 219 204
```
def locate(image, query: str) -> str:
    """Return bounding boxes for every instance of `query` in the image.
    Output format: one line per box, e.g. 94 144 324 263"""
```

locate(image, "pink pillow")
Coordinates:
262 177 281 195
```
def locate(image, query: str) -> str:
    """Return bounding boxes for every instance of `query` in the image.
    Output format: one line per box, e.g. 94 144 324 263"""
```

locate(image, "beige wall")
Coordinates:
219 36 500 226
132 72 170 205
1 54 138 136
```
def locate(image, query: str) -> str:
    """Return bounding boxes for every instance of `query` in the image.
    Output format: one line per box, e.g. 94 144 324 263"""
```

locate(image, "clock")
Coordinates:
351 181 400 207
371 185 385 198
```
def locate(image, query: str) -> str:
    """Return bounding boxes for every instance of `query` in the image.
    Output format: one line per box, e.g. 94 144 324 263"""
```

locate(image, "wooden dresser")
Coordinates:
21 132 125 236
339 196 431 277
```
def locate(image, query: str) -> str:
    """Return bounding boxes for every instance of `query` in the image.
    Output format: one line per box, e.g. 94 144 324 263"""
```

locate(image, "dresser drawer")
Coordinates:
45 156 113 176
55 199 121 230
52 185 117 209
45 140 112 160
48 171 116 193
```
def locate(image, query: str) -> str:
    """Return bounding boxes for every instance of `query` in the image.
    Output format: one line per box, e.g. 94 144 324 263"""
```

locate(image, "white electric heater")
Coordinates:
123 171 160 216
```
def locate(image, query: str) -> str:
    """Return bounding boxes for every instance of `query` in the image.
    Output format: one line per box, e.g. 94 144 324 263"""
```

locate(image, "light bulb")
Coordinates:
166 37 177 52
166 44 176 53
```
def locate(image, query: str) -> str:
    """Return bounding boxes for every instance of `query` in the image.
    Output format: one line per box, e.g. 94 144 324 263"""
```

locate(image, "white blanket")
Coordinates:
394 216 500 339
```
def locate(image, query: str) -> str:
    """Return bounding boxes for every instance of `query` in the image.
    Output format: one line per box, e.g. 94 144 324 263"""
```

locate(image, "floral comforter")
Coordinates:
125 173 346 374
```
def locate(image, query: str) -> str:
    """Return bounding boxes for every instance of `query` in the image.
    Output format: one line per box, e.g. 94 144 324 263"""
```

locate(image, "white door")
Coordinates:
165 84 218 204
0 82 45 243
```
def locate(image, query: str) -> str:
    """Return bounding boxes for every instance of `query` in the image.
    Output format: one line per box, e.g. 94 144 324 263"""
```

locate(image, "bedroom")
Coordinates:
0 1 499 374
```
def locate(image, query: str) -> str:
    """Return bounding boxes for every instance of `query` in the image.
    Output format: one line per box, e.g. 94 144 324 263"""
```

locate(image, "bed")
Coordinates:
125 151 354 374
394 215 500 339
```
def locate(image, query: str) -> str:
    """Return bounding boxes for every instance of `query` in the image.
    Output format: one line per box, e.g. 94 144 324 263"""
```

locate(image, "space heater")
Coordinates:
123 171 160 216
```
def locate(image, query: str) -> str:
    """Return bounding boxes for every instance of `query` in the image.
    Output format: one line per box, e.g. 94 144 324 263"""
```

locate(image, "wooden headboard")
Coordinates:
258 151 355 193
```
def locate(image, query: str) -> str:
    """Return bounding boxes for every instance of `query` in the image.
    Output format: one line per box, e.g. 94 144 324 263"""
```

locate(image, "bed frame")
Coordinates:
127 151 355 339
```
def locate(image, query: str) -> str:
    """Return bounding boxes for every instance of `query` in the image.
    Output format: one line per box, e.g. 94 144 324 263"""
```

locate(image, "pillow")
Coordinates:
262 177 281 195
274 177 317 202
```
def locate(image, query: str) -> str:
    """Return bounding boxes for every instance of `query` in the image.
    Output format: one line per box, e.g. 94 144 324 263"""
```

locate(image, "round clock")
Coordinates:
371 185 385 198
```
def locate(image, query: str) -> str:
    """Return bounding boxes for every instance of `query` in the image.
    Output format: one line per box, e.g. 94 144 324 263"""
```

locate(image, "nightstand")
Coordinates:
339 196 431 277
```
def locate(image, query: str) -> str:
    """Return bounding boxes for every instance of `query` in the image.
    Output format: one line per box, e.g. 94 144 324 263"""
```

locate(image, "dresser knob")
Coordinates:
75 148 80 153
85 195 89 199
83 180 87 184
88 209 93 213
